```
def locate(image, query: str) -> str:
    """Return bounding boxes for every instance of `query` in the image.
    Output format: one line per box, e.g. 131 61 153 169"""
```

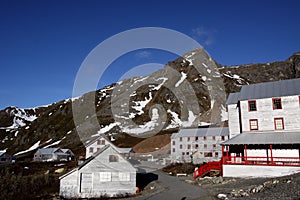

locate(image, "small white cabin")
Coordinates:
60 144 136 198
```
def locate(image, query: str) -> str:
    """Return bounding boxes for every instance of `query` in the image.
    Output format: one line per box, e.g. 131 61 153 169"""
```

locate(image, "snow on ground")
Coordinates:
202 63 209 68
121 109 160 134
5 107 37 129
202 76 207 81
184 52 196 65
182 111 197 127
134 76 149 83
221 105 228 121
132 92 153 115
166 99 171 103
96 122 121 135
152 77 168 90
42 137 65 148
14 141 40 156
211 99 215 109
175 72 187 87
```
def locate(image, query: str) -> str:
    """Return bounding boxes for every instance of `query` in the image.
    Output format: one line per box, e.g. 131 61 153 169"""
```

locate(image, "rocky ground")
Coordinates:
136 171 300 200
188 172 300 200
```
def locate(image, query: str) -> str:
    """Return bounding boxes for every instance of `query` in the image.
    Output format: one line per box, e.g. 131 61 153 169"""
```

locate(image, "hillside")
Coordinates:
1 49 300 159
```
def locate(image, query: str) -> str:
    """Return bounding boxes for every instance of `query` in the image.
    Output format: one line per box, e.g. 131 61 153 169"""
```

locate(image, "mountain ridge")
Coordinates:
1 49 299 159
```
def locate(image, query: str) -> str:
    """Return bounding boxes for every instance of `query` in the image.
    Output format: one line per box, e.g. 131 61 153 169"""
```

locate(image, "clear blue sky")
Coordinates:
1 0 300 109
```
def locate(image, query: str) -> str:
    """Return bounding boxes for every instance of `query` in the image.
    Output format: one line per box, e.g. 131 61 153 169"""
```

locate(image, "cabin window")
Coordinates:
172 148 175 152
221 136 225 141
195 144 199 149
179 137 182 142
172 141 175 145
273 98 282 109
274 118 284 130
204 152 212 157
182 152 185 156
119 172 130 181
187 144 191 149
89 147 94 153
248 100 257 111
97 148 101 152
215 152 219 157
204 144 207 149
99 172 111 182
186 152 189 155
109 155 119 162
187 137 190 142
203 136 207 141
179 144 183 149
212 136 216 140
249 119 258 131
195 136 198 141
213 144 216 149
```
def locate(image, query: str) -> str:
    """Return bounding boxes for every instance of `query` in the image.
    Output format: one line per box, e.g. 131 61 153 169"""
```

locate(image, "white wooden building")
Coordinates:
60 144 136 198
171 127 229 164
223 78 300 177
33 148 74 162
85 135 133 159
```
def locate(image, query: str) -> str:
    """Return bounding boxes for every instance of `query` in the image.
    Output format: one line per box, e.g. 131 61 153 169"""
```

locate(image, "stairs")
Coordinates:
193 161 222 179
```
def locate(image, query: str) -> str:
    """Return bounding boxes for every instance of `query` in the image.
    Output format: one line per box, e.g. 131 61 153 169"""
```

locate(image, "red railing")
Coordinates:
194 161 222 179
222 156 300 167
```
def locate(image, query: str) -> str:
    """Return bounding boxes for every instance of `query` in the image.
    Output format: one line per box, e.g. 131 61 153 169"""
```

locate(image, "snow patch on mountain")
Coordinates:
14 141 40 156
175 72 187 87
132 92 153 115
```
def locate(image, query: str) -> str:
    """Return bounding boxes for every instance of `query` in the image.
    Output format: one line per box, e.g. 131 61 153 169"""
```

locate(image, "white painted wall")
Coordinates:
223 164 300 178
227 104 240 138
240 95 300 132
247 149 299 157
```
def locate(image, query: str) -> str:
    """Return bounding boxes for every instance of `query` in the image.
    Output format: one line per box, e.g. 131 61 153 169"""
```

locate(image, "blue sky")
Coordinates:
1 0 300 109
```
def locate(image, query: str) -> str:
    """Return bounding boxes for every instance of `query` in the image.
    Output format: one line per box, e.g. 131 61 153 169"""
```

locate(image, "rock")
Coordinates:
55 168 64 174
287 180 292 183
256 184 264 193
217 193 228 200
272 180 279 184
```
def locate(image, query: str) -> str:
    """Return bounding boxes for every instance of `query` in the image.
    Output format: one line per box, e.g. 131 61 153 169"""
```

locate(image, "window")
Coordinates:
179 144 183 149
186 152 189 155
172 148 175 152
274 118 284 130
172 141 175 146
119 172 130 181
182 152 185 156
179 137 182 142
203 136 207 141
204 144 207 149
204 152 212 157
100 172 111 182
212 136 216 140
195 144 199 149
97 139 101 145
221 136 225 141
249 119 258 131
89 147 93 153
215 152 219 157
187 137 190 142
213 144 216 149
109 155 119 162
273 98 282 109
187 144 191 149
248 100 257 111
195 137 198 141
97 148 101 152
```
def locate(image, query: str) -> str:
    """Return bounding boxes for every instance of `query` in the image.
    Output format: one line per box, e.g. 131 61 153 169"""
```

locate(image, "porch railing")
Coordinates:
222 156 300 167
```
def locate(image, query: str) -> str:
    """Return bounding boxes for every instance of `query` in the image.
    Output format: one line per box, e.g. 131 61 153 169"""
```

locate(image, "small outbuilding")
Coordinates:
59 144 136 198
33 148 74 162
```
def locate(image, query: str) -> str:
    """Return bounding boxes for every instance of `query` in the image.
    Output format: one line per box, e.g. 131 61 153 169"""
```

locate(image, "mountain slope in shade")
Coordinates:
1 49 300 159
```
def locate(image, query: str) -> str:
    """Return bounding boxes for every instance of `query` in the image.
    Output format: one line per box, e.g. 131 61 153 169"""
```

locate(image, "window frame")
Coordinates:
272 98 282 110
248 100 257 111
274 118 284 130
249 119 258 131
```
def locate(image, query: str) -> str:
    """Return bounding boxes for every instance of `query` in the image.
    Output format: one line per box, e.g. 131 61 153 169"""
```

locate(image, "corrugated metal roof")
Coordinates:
238 78 300 101
37 148 60 154
226 92 240 105
221 131 300 145
171 127 229 139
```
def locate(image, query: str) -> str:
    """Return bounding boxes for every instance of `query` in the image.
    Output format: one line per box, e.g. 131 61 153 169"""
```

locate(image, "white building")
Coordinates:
85 135 133 159
60 144 136 198
222 78 300 177
171 127 229 164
